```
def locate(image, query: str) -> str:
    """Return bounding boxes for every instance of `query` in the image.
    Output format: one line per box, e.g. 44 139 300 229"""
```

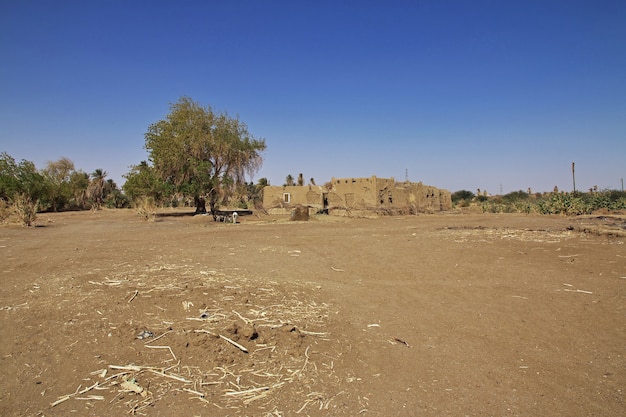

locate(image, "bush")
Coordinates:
12 193 39 226
535 192 592 215
451 190 475 205
134 197 157 222
472 189 624 216
502 190 530 203
0 199 10 223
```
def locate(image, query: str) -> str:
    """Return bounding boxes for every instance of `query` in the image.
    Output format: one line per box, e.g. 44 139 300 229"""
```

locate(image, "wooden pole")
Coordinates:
572 162 576 193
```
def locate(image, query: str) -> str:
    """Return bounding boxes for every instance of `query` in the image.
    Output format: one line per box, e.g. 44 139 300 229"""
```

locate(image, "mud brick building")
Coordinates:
262 176 452 216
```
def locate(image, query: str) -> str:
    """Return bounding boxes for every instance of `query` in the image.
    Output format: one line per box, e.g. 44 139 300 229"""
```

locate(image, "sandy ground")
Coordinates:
0 209 624 416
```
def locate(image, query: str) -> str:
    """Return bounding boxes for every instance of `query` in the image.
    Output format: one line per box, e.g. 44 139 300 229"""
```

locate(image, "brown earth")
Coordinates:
0 209 624 417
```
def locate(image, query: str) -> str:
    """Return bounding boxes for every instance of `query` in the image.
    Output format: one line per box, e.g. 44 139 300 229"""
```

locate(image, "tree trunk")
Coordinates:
194 196 207 214
209 199 217 220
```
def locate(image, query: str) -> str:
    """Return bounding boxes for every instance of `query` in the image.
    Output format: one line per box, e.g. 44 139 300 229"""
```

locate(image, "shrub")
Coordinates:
451 190 475 205
502 190 530 203
134 196 157 222
12 193 39 226
0 199 10 223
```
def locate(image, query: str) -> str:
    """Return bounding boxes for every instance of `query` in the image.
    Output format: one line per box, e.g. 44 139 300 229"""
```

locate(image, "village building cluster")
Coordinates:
262 176 452 217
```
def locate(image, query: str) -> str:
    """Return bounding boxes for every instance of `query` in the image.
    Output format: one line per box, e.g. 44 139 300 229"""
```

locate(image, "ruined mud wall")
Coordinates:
328 176 451 213
262 176 451 215
262 185 324 211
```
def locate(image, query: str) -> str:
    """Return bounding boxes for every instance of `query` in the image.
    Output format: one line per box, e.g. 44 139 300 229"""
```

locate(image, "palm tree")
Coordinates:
87 169 107 210
285 174 295 187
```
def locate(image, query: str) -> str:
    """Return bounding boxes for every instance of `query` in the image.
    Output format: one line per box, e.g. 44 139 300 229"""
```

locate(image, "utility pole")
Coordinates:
572 162 576 193
621 178 624 192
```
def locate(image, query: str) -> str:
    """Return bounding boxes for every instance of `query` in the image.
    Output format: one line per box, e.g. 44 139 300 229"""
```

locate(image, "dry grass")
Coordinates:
134 196 157 222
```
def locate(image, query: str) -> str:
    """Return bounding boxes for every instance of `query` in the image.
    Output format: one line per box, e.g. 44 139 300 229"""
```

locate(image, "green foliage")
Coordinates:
451 190 475 207
144 97 266 213
123 161 172 205
461 188 625 216
1 152 50 217
0 152 21 200
68 170 90 209
502 190 530 202
42 157 75 211
0 152 48 205
535 192 589 215
1 152 125 214
451 190 474 203
104 187 130 209
86 169 108 210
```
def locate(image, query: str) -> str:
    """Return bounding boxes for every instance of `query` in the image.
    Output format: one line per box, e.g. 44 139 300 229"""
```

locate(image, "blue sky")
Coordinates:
1 0 624 194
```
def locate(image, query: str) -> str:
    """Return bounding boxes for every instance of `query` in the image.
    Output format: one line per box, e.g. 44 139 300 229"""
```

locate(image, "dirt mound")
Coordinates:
290 205 310 221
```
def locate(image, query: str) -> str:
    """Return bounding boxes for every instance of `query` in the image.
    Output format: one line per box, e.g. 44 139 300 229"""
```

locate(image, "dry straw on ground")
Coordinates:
51 264 347 415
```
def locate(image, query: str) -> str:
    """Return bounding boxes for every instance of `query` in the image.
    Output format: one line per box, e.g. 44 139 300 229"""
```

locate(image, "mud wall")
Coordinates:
262 176 452 215
262 185 324 209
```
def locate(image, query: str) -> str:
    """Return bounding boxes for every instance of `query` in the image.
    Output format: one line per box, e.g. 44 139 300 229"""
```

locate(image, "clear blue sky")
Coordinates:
1 0 624 194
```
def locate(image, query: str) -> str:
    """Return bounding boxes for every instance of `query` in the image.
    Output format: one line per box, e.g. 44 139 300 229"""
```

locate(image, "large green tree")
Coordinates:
42 157 75 211
144 97 266 214
123 161 172 205
0 152 48 205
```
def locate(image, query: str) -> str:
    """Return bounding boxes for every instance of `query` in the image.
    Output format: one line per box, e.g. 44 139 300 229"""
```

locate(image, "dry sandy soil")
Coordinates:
0 209 624 417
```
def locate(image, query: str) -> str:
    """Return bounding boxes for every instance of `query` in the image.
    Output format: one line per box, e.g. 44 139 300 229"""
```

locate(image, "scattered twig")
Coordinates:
563 289 593 294
299 346 310 374
219 334 249 353
146 369 191 383
298 329 328 336
144 330 173 345
242 390 270 404
51 396 71 407
51 385 80 407
330 266 344 272
78 382 100 395
74 395 105 401
109 365 142 372
127 289 139 303
182 388 205 397
390 337 410 347
233 310 251 324
144 345 177 361
224 386 270 397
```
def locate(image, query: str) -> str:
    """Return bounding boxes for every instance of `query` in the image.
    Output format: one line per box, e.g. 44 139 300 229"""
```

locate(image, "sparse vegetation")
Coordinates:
134 196 157 222
11 192 39 226
455 189 626 215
